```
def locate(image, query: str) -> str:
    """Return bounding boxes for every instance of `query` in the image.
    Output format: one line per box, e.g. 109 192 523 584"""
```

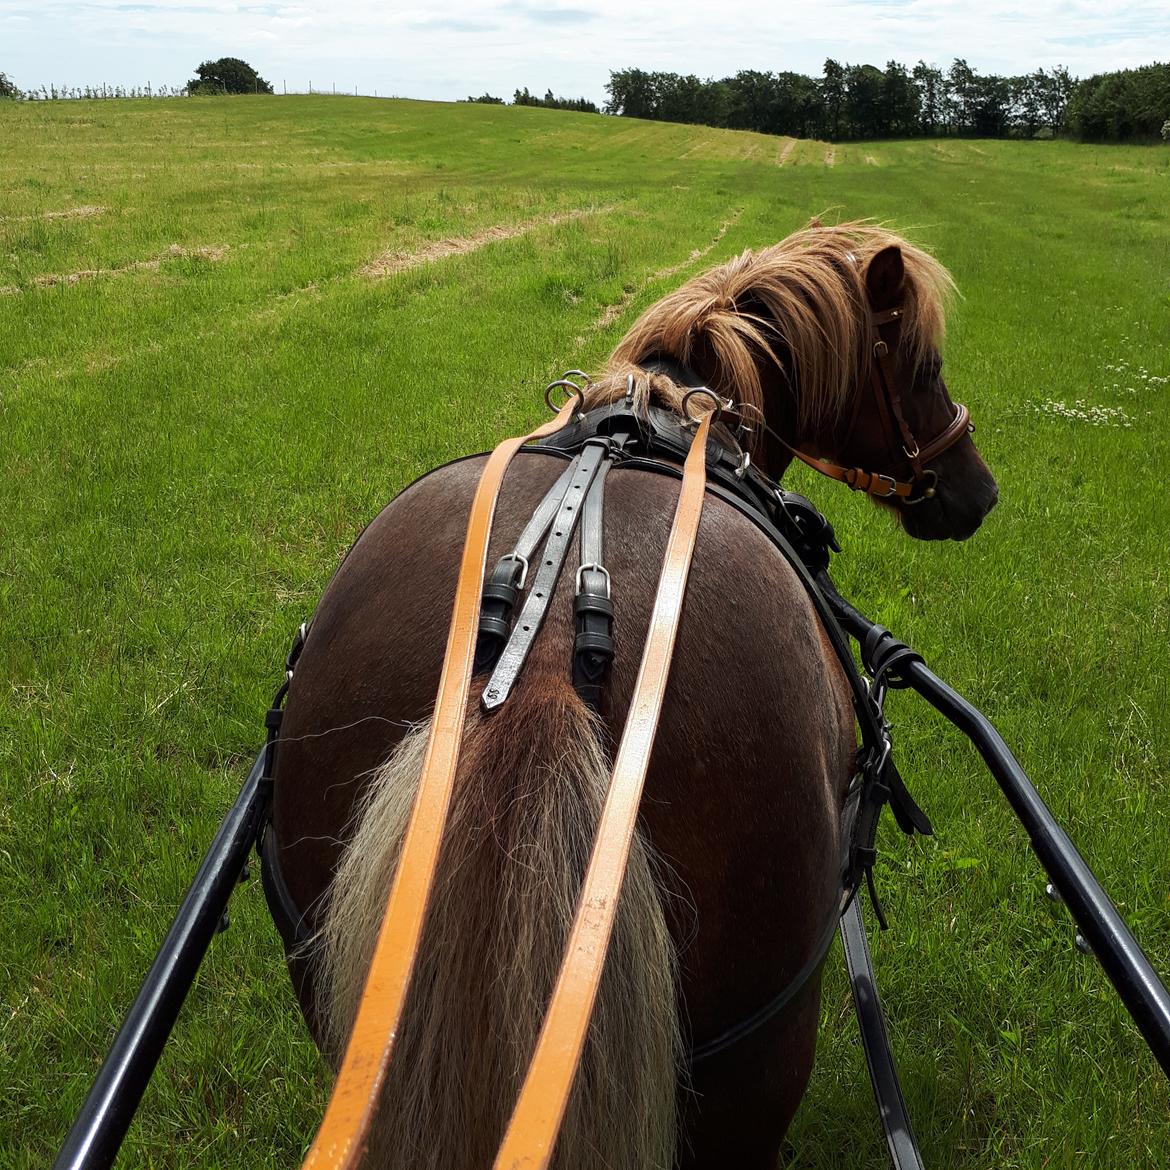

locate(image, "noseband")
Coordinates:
790 305 973 504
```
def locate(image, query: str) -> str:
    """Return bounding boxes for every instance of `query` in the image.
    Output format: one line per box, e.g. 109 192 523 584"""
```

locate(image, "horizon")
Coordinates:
3 1 1167 105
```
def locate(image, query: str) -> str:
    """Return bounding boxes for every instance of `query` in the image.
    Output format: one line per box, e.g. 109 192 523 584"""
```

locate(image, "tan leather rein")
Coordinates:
299 405 713 1170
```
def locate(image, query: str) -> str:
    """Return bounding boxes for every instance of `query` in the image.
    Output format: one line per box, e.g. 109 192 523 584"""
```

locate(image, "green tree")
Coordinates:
843 63 885 138
0 71 19 99
883 61 920 136
604 68 656 119
912 61 946 135
187 57 273 95
820 58 846 138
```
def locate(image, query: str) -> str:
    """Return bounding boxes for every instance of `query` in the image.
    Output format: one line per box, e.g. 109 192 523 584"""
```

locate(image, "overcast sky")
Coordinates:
4 1 1167 102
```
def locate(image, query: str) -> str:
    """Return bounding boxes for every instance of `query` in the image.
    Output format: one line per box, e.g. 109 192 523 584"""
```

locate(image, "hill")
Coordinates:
2 96 1169 1168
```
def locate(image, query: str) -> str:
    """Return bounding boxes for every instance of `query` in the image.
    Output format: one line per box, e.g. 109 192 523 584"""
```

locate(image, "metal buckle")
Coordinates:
500 552 529 589
575 562 611 598
873 473 898 498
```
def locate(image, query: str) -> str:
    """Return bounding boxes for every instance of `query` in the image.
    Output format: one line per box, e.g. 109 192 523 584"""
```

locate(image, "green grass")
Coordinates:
2 95 1169 1168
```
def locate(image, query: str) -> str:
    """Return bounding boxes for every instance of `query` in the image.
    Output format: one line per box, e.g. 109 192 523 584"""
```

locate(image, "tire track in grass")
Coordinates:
0 204 106 224
574 208 743 348
776 138 797 166
22 244 230 291
358 206 614 279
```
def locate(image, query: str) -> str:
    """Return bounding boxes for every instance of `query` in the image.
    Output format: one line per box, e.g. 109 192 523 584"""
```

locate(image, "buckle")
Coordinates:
499 552 529 589
575 562 611 598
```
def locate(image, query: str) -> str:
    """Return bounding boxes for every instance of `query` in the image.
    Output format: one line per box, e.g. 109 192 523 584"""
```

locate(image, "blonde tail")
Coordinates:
314 682 680 1169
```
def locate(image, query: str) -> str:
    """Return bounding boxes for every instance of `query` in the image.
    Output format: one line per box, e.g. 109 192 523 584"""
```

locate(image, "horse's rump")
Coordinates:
270 452 855 1167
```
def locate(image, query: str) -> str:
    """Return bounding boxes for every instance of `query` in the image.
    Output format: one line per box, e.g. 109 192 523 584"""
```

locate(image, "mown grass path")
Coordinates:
2 96 1169 1168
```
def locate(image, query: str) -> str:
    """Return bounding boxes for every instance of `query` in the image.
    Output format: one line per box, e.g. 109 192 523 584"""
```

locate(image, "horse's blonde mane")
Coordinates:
587 220 955 446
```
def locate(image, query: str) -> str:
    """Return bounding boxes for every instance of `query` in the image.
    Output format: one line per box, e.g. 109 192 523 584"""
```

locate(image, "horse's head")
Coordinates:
824 243 999 541
607 219 998 541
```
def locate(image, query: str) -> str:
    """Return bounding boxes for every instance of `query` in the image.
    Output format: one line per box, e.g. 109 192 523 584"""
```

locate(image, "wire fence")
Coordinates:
8 82 396 101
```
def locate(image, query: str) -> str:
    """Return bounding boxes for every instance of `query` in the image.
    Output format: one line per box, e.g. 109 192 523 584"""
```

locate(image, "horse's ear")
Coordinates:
864 245 905 311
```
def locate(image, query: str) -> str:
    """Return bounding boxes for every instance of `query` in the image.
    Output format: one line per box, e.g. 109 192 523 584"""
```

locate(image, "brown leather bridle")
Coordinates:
787 305 973 504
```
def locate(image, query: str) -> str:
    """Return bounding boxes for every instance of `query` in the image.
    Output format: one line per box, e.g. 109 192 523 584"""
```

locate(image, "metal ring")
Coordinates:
544 378 585 417
734 450 751 480
681 386 723 428
903 469 938 507
562 369 592 386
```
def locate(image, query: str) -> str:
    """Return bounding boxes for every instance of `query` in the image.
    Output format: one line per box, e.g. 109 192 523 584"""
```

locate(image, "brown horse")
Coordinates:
264 221 999 1169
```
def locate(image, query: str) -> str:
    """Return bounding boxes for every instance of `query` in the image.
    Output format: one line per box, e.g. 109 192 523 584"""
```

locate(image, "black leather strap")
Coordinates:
476 456 582 671
573 455 615 709
840 897 925 1170
482 438 611 712
689 905 841 1065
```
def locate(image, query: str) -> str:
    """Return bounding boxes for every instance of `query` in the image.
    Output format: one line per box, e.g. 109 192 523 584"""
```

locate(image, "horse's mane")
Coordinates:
586 219 955 447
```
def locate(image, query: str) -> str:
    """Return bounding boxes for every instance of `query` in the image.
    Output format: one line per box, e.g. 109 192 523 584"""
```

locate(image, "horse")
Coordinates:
262 220 1000 1170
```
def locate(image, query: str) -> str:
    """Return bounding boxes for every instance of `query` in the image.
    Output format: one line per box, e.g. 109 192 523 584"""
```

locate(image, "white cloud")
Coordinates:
4 0 1167 100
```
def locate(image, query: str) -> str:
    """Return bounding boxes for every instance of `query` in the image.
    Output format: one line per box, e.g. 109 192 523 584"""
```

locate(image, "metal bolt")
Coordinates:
1075 932 1092 956
1045 882 1063 904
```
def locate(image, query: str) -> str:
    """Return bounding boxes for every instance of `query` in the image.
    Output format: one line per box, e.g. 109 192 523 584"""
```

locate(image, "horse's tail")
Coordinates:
314 679 680 1170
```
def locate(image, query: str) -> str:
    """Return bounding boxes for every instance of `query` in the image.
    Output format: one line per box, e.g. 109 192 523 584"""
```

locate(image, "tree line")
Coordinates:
1065 63 1170 142
463 88 600 113
606 60 1170 143
605 60 1076 139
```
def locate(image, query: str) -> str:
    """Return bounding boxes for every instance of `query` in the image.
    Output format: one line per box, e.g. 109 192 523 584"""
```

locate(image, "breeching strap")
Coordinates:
298 397 580 1170
492 412 713 1170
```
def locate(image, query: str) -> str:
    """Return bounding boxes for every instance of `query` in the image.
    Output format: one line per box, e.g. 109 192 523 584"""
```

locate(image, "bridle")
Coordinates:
785 305 973 504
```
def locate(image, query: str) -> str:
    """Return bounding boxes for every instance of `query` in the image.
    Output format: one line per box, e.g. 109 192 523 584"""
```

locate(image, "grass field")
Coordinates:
2 95 1169 1168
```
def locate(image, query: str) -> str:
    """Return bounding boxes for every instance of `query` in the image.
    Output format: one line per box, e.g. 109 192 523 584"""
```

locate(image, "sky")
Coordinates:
3 1 1167 102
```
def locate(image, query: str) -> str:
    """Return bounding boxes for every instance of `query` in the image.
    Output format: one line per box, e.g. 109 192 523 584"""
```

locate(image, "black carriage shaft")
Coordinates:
53 750 270 1170
819 575 1170 1079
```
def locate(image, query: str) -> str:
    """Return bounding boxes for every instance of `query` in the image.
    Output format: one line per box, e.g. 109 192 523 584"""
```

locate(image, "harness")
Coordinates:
259 373 934 1146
